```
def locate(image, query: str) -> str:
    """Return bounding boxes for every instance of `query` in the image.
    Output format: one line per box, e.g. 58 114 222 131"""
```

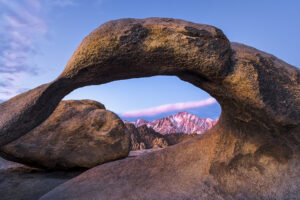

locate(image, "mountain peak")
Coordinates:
124 111 218 135
177 111 189 115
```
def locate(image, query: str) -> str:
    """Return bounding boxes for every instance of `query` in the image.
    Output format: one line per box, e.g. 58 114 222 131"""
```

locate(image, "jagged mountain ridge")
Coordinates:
124 111 218 135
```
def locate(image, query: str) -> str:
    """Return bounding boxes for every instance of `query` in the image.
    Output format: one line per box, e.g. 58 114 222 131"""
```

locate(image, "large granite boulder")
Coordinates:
0 18 299 199
0 100 130 170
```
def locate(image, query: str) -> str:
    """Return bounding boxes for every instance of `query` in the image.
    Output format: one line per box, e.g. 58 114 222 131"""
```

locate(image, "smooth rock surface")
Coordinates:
0 156 22 170
0 100 130 169
0 157 84 200
1 149 158 200
0 18 299 199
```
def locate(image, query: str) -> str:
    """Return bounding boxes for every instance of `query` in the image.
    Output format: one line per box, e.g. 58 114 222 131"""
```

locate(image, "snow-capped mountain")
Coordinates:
124 111 218 135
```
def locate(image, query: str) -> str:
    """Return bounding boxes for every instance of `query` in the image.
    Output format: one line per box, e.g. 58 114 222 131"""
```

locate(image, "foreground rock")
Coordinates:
0 18 299 199
0 157 84 200
1 149 159 200
0 156 22 170
0 100 130 170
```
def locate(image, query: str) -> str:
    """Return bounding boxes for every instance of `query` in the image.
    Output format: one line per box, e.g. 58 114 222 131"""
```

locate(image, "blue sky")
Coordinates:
0 0 299 120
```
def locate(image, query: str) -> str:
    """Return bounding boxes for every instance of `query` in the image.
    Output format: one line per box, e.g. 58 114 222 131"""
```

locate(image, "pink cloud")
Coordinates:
121 98 217 118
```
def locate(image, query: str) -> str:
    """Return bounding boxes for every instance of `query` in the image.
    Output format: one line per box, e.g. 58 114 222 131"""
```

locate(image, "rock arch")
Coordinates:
0 18 300 199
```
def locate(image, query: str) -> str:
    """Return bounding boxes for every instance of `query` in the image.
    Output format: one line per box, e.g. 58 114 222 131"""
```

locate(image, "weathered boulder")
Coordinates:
0 100 130 169
0 18 299 199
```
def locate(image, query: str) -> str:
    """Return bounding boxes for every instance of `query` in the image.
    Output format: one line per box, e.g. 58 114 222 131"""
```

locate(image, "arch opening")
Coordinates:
1 17 299 148
64 75 221 136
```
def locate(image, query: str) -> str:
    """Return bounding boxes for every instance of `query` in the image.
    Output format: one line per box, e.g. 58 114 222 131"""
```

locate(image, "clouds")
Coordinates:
0 1 47 71
0 0 47 100
121 98 217 118
0 0 106 102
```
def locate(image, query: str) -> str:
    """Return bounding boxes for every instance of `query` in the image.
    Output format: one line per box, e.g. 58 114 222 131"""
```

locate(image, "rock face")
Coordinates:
126 111 218 134
125 123 168 150
0 100 130 169
0 18 299 199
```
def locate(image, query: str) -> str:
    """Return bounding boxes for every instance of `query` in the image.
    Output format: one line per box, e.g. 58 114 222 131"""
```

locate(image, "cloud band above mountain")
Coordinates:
121 98 217 118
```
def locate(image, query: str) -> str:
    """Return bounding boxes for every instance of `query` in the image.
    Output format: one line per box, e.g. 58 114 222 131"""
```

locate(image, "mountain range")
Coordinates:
124 111 218 135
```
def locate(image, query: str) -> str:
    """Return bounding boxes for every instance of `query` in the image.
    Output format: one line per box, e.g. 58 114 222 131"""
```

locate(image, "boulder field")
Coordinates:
0 18 299 199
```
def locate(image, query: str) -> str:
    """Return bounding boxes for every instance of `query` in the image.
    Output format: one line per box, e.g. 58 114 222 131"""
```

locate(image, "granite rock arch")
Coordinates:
0 18 299 199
